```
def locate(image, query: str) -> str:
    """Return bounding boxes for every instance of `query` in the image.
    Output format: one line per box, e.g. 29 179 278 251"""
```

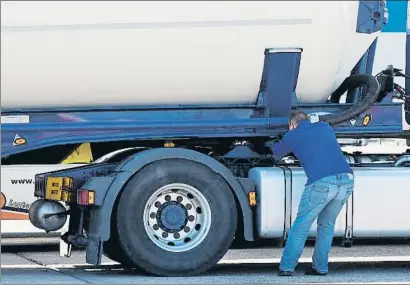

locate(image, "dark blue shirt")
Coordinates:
272 120 352 185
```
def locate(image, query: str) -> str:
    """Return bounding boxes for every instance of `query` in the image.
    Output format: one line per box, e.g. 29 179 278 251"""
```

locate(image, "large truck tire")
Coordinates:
102 195 145 270
115 158 238 276
103 237 135 268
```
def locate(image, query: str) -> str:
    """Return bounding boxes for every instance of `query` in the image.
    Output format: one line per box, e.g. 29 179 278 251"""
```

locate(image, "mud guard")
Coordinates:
89 148 255 245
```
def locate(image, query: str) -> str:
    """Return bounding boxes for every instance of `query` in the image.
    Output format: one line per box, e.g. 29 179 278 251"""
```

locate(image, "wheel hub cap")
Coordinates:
158 201 188 232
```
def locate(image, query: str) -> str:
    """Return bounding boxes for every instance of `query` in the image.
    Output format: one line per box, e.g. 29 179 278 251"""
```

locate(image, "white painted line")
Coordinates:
2 255 409 269
218 255 410 264
1 261 118 269
1 264 44 269
47 261 119 269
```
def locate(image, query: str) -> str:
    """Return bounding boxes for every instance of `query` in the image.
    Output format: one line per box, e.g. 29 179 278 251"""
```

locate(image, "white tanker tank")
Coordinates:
1 1 381 109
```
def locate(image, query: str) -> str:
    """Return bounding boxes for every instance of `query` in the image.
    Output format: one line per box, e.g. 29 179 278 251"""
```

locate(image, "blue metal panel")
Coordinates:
356 0 388 34
365 38 378 75
406 33 410 93
382 0 408 33
258 48 302 117
406 32 410 124
303 102 403 135
348 38 378 103
0 108 289 158
2 102 403 158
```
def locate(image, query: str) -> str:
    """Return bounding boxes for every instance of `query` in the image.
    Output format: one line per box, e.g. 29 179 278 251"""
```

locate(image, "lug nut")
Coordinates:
184 226 190 233
155 201 161 208
162 232 168 238
188 215 195 222
153 224 159 230
150 212 156 219
174 232 180 239
165 195 171 201
186 204 192 210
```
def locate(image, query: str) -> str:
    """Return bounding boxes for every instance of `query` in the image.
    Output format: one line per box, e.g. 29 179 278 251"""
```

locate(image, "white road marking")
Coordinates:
2 255 410 269
1 264 45 269
1 261 118 269
219 255 410 264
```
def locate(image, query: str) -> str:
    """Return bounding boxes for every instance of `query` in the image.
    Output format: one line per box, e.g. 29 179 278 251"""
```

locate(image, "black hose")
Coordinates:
394 155 410 167
319 74 381 125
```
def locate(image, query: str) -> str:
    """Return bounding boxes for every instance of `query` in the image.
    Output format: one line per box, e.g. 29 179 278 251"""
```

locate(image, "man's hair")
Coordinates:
289 109 309 125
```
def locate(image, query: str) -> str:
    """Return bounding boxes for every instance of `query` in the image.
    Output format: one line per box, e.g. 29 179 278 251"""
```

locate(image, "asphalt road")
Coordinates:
1 239 410 284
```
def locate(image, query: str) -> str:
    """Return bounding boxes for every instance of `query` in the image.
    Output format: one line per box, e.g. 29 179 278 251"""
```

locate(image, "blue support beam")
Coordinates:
406 32 410 94
257 48 302 118
347 38 378 103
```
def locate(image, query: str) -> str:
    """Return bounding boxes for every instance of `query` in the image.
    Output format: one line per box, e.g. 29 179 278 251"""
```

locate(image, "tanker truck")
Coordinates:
1 0 410 277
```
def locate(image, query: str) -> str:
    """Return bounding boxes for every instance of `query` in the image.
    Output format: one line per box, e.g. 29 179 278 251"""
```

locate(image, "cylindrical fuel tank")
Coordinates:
1 1 380 109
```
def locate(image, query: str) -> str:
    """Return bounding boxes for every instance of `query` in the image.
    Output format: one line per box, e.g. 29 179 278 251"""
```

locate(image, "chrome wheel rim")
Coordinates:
143 183 212 252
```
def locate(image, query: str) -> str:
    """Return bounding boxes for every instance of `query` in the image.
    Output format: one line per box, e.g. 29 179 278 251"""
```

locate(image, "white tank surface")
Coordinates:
1 1 381 109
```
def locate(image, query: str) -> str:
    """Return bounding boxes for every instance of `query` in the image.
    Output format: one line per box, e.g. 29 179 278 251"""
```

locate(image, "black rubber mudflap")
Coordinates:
86 234 103 266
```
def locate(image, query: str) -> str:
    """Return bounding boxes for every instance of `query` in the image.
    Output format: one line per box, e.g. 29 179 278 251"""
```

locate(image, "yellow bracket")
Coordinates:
45 177 74 202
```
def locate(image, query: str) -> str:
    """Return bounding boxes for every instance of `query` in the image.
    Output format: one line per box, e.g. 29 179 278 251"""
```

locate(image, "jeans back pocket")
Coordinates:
308 183 330 205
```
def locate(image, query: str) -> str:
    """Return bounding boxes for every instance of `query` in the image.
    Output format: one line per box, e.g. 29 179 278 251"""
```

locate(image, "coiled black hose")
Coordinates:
394 155 410 167
319 74 381 125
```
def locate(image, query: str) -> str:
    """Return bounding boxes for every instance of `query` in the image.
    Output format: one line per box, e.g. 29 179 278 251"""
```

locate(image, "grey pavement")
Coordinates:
1 239 410 284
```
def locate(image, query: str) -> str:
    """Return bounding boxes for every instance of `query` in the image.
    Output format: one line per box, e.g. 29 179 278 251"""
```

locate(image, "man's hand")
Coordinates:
264 132 286 150
264 140 274 151
264 132 291 160
276 131 287 140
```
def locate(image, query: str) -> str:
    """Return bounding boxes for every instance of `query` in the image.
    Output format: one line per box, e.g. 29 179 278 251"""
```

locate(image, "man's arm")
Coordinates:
265 132 293 159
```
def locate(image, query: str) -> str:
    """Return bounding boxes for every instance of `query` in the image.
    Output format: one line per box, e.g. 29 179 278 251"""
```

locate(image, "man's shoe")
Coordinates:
304 269 327 276
278 270 294 276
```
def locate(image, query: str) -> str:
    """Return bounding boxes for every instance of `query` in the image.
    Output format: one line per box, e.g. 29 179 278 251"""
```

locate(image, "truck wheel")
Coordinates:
103 197 144 270
103 235 141 269
115 159 238 276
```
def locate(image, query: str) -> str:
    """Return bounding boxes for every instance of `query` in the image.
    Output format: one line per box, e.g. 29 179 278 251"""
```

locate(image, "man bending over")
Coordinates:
265 110 354 276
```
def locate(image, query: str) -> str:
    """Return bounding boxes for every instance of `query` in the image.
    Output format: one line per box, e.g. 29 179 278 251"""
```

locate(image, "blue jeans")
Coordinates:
279 173 354 273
